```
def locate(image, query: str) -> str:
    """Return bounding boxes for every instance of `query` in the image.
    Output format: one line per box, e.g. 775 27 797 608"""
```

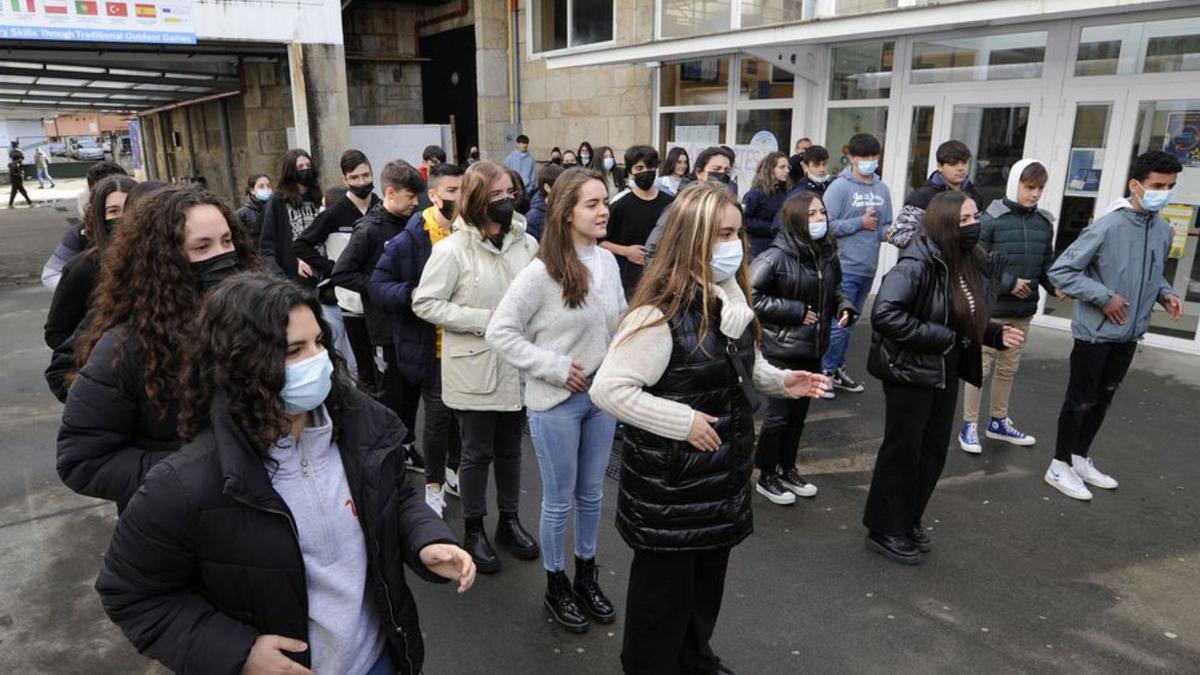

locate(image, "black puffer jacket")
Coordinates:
95 389 457 675
56 325 180 510
751 231 857 366
868 236 1006 389
236 197 266 251
981 198 1056 318
617 297 757 553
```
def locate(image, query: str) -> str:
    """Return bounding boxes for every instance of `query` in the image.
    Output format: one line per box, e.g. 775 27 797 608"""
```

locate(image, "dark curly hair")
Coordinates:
77 185 261 412
178 271 354 455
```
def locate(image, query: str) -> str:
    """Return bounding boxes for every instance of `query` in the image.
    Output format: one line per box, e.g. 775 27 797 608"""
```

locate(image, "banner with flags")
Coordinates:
0 0 194 44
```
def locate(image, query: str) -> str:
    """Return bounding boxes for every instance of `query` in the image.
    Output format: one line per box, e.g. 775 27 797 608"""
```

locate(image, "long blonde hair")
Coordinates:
624 181 756 346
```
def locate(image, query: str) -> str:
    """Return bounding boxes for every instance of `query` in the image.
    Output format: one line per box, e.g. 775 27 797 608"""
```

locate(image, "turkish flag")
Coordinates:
105 1 126 15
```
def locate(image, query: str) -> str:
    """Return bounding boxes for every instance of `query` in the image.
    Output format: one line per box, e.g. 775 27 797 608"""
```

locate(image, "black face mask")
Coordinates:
707 172 731 185
486 197 516 231
296 168 317 187
632 170 656 191
103 217 120 236
563 161 577 168
347 183 374 199
438 198 456 221
958 223 981 251
551 156 562 165
469 151 480 160
191 251 242 291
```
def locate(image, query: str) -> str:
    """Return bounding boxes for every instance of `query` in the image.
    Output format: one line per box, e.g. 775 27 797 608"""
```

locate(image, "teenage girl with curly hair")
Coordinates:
56 185 259 510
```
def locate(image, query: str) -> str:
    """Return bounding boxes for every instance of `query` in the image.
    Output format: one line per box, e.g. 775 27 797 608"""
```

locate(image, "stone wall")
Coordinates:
343 0 424 125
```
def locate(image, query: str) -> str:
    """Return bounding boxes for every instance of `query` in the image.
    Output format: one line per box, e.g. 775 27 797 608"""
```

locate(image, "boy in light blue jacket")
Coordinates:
821 133 893 395
1044 150 1184 501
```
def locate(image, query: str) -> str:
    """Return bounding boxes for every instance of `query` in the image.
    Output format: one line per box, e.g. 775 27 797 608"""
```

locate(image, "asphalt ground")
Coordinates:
0 201 1196 674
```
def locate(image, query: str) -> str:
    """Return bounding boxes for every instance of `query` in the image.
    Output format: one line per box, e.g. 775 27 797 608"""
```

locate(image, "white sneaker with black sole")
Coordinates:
425 483 447 518
1071 455 1118 490
1045 459 1093 501
826 367 865 393
444 467 460 497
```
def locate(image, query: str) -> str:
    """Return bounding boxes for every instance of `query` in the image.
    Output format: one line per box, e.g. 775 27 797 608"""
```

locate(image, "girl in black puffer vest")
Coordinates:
592 182 829 675
750 191 858 505
96 273 474 675
863 191 1023 566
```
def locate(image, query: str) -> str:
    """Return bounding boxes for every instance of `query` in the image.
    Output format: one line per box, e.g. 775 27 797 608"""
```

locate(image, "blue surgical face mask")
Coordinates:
1137 183 1173 212
855 159 879 175
280 350 333 415
602 157 615 171
255 189 273 202
808 219 828 240
710 239 744 282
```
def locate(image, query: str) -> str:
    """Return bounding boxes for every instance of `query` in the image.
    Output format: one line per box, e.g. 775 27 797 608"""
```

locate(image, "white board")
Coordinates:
286 124 452 175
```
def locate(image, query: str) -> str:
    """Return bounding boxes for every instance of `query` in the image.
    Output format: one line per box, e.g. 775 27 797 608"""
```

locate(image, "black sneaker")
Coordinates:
403 443 426 473
866 532 921 565
755 474 796 505
907 523 931 552
778 468 818 498
827 367 865 393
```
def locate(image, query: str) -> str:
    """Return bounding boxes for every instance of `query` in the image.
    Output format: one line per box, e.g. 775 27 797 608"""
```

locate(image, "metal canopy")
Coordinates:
0 40 285 116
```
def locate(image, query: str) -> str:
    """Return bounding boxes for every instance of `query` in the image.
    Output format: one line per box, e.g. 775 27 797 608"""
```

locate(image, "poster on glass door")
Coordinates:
0 0 195 44
1164 112 1200 168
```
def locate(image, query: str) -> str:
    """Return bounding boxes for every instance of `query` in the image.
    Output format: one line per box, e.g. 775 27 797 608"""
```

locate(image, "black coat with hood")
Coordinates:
236 197 266 251
94 388 458 675
750 230 857 366
331 203 414 346
868 235 1007 390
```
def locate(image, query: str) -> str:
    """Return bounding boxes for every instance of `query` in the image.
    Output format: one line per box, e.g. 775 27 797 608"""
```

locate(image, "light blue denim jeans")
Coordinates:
527 391 617 573
320 303 357 382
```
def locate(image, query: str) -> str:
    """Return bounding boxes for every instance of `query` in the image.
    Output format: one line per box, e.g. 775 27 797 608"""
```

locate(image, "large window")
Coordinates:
830 41 894 101
531 0 613 53
736 109 792 153
660 58 732 107
825 107 888 173
911 32 1048 84
661 111 728 147
741 0 802 29
1075 17 1200 76
659 0 731 38
738 56 793 101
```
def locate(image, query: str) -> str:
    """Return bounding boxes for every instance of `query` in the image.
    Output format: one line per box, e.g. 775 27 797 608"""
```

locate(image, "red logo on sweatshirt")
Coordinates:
344 498 358 517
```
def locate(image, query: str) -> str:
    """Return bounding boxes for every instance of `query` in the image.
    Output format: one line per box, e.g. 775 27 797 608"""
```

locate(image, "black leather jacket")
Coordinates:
616 297 758 553
868 236 1006 389
751 231 857 366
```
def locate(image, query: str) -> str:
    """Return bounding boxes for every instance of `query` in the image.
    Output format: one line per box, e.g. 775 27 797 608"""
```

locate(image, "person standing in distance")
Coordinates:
259 148 321 281
504 134 536 190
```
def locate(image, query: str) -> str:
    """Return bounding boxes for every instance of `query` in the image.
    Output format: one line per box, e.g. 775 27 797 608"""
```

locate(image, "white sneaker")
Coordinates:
425 484 446 518
1044 459 1093 501
1071 455 1118 490
444 468 460 497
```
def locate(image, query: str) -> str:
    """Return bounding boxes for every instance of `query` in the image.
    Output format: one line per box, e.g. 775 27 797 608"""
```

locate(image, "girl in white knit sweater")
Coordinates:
486 168 626 634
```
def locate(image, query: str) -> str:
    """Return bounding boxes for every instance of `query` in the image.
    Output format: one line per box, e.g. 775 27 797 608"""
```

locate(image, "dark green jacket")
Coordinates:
980 198 1056 318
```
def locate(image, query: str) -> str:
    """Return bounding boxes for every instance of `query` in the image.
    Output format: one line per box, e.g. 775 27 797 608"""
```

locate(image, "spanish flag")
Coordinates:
134 2 154 17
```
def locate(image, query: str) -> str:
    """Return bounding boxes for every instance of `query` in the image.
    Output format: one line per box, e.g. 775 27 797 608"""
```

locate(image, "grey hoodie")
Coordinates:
1048 199 1178 343
824 166 894 278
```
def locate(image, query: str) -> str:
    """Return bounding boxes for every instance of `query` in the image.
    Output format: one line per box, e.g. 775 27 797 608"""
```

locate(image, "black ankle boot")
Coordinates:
494 512 540 560
545 570 589 633
464 517 500 574
572 557 616 624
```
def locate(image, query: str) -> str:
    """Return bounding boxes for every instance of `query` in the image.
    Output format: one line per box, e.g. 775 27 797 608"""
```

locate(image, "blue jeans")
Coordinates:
822 272 874 372
320 303 357 381
527 391 617 573
365 648 395 675
36 165 53 186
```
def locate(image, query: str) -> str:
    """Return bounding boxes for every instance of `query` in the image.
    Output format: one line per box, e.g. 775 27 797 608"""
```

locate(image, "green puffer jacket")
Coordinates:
980 198 1056 318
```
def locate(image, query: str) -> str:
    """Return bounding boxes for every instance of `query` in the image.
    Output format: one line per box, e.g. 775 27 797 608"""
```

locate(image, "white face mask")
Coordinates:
710 240 743 282
808 219 828 240
280 351 333 415
602 157 615 171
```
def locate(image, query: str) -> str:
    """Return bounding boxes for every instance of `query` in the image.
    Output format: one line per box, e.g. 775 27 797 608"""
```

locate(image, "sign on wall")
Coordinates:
0 0 195 44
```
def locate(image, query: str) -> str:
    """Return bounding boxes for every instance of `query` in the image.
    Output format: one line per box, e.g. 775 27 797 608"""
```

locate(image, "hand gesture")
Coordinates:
566 359 589 393
1011 278 1032 299
242 635 313 675
1001 325 1026 348
626 244 646 266
1103 293 1129 325
802 310 818 325
838 309 852 328
297 259 314 279
687 412 721 452
1162 293 1184 321
784 370 830 399
861 208 879 232
419 543 476 593
1053 289 1067 301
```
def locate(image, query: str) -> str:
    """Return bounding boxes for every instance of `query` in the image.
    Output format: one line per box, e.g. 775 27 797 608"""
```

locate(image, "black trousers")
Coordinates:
456 409 524 520
376 345 418 446
422 359 461 485
622 547 731 675
755 356 819 474
344 314 375 389
1055 339 1137 462
9 181 30 207
863 354 959 536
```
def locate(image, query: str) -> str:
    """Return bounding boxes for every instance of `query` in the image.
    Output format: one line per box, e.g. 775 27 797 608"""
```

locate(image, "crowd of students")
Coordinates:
39 129 1185 673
